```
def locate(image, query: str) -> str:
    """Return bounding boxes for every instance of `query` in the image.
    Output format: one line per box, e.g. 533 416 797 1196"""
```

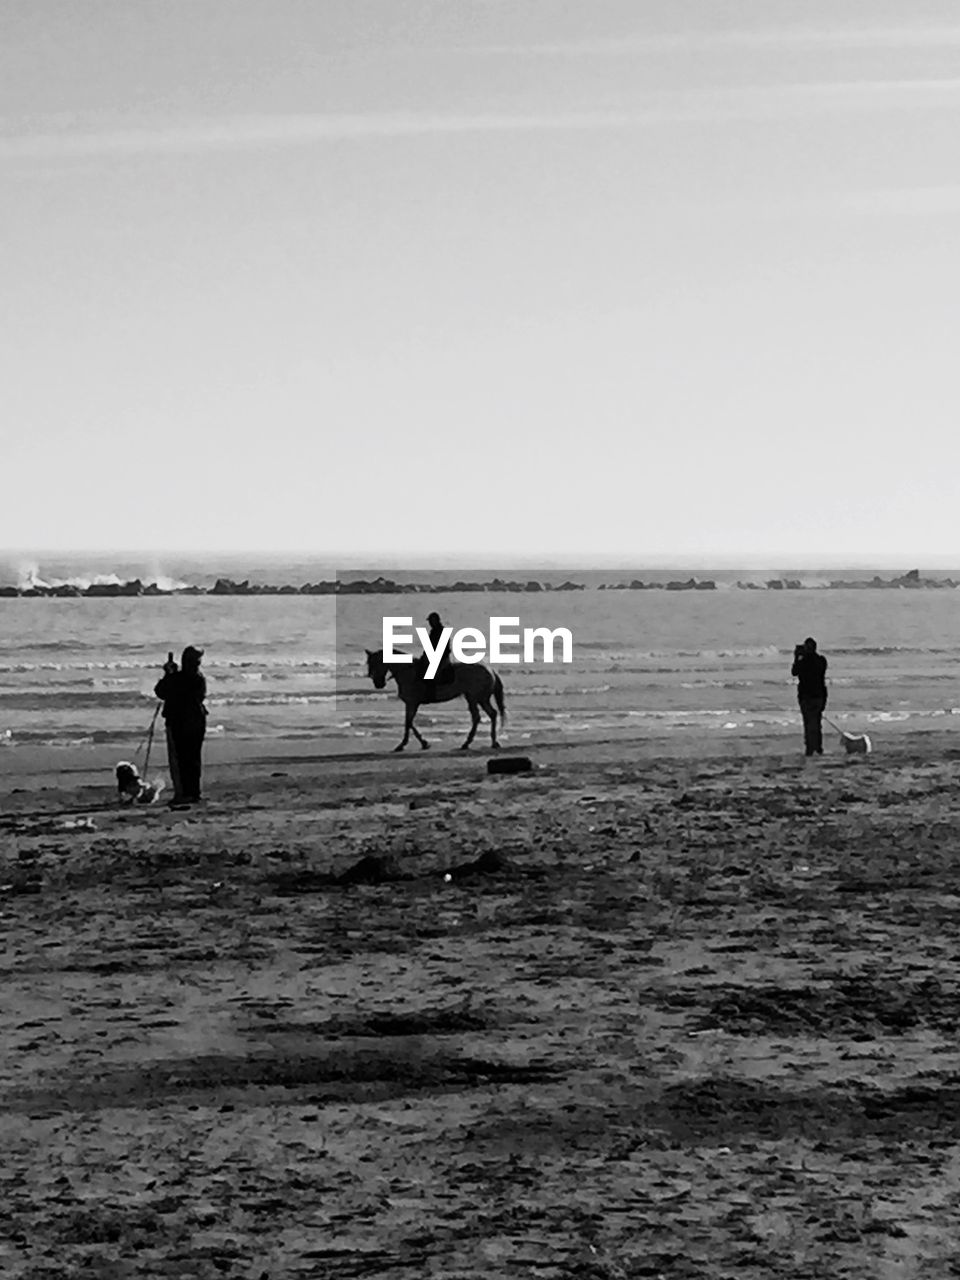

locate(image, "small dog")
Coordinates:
116 761 162 804
824 717 872 756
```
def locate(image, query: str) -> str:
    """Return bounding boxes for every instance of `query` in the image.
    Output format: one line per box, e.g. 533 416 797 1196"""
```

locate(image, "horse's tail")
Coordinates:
494 672 506 725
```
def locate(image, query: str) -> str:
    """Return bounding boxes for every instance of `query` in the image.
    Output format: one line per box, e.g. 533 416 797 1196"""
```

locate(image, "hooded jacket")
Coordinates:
155 658 207 728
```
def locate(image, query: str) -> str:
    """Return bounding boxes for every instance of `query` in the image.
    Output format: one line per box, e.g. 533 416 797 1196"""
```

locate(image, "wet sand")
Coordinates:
3 729 960 1278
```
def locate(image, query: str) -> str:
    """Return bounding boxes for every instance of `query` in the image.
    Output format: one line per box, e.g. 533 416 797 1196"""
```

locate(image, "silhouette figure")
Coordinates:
366 646 505 751
154 645 208 804
415 611 453 701
791 636 827 756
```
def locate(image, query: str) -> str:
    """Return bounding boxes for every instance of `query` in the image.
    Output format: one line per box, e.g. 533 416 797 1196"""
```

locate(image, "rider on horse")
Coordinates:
416 611 454 701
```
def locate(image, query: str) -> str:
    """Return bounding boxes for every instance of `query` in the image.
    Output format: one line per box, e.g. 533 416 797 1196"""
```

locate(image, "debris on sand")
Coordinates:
446 849 512 881
265 853 411 894
1 871 42 896
337 853 407 886
487 756 533 776
265 868 338 895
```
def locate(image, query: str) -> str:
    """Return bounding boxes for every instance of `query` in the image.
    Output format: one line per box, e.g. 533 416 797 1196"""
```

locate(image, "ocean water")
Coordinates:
2 556 960 756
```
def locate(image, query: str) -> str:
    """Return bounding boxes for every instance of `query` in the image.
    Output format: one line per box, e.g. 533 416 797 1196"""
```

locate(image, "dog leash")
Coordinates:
824 716 851 738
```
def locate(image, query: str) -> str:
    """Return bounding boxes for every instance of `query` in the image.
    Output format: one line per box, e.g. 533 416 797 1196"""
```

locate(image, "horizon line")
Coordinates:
3 549 960 572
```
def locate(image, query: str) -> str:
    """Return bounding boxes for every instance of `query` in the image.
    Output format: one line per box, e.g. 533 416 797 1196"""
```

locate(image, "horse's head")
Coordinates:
365 648 388 689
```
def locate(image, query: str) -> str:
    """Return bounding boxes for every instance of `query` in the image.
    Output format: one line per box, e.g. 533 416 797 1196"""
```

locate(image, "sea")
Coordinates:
2 553 960 760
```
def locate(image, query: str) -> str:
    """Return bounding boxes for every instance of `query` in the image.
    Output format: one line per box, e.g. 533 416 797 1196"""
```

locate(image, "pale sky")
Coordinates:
3 1 960 563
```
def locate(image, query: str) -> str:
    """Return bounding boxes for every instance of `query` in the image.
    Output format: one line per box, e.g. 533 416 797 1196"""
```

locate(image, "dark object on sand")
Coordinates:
447 849 511 880
268 853 409 895
338 854 406 886
487 756 532 776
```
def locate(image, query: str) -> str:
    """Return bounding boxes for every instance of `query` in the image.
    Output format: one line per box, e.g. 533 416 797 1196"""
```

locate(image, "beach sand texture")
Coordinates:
3 732 960 1277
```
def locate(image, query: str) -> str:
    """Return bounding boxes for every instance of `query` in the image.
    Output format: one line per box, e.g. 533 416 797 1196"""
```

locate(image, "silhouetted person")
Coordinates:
415 611 453 700
791 636 827 756
154 645 207 804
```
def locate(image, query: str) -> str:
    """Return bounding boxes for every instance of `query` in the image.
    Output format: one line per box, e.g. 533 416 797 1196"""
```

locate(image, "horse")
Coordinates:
364 649 506 752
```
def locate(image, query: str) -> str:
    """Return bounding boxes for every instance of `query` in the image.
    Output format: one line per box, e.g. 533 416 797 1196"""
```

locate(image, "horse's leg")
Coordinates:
480 695 500 749
394 703 414 752
410 705 430 750
461 698 481 750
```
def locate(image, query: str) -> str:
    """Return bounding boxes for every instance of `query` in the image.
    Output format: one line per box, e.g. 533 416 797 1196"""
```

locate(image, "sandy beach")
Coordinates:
2 728 959 1278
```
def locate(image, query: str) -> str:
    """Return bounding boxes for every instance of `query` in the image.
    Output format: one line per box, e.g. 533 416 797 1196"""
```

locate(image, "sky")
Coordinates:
3 0 960 564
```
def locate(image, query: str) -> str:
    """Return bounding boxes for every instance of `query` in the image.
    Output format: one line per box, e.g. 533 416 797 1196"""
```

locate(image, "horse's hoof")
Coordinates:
420 741 431 750
459 744 471 751
491 742 501 750
393 744 405 753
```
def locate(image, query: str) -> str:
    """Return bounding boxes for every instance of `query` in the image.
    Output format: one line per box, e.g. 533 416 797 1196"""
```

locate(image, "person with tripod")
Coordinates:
154 645 208 805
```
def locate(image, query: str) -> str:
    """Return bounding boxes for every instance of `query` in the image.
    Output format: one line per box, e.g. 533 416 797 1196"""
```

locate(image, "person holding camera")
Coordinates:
791 637 828 756
154 645 208 805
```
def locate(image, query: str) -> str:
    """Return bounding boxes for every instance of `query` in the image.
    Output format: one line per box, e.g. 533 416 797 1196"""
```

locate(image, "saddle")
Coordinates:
418 661 456 701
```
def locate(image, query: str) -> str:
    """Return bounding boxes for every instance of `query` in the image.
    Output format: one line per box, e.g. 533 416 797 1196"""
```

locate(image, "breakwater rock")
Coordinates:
825 569 958 590
1 568 957 597
598 579 717 591
0 576 596 598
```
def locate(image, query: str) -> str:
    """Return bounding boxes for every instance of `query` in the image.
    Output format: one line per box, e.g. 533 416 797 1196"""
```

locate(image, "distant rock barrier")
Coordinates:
819 568 958 590
0 568 956 598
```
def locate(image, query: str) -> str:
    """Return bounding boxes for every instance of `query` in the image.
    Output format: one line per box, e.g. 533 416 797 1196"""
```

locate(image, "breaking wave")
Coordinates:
13 563 190 593
0 656 336 674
